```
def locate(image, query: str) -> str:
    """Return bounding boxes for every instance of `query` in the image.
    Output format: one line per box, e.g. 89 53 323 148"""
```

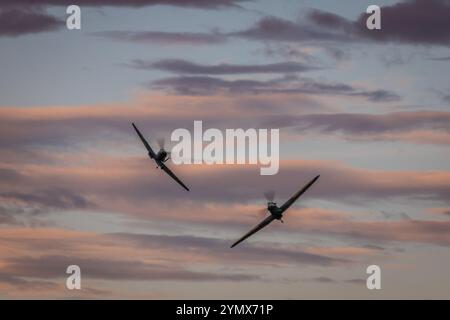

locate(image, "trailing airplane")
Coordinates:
132 123 190 191
231 175 320 248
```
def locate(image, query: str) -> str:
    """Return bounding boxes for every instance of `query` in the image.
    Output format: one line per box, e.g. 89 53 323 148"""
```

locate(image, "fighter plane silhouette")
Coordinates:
231 175 320 248
132 123 190 191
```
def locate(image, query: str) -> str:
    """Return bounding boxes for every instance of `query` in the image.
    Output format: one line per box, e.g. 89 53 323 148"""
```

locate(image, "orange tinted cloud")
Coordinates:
0 226 356 298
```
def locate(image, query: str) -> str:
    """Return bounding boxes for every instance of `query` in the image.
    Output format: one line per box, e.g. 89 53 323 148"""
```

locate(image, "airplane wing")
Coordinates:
158 161 190 191
132 123 156 158
280 175 320 213
231 214 276 248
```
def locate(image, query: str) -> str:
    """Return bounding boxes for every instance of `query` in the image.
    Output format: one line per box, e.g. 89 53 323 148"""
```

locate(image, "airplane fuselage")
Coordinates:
152 150 169 163
268 202 283 219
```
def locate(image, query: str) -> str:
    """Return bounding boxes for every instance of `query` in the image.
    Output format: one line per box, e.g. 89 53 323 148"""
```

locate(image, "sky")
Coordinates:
0 0 450 299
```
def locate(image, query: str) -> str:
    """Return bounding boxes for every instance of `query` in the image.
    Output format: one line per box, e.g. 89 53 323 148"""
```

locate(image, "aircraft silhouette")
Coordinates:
231 175 320 248
132 123 190 191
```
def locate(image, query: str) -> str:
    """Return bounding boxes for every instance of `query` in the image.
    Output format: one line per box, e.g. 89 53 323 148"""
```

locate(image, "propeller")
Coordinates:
157 138 165 150
256 190 275 218
264 190 276 202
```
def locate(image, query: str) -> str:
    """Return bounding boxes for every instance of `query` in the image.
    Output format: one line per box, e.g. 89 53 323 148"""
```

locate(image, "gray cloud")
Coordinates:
1 108 449 208
352 0 450 46
152 75 400 102
0 0 246 9
380 211 412 221
0 0 244 37
1 145 449 209
378 50 416 67
227 0 450 46
10 0 449 46
4 255 259 282
307 276 367 285
0 272 58 289
429 56 450 61
0 168 22 182
2 189 92 210
1 156 450 247
0 188 95 225
110 233 346 266
129 58 321 75
98 159 450 206
343 278 366 285
265 111 450 135
246 106 450 157
0 8 61 37
231 15 354 43
309 276 337 283
93 31 227 45
362 244 385 251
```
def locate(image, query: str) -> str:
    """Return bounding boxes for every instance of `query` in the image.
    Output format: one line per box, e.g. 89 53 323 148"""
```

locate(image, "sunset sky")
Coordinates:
1 0 450 299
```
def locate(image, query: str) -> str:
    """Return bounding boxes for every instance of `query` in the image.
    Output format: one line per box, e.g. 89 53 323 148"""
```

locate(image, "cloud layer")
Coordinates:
0 8 61 37
151 75 400 102
0 0 246 9
0 227 352 297
236 0 450 46
129 59 321 75
94 31 227 45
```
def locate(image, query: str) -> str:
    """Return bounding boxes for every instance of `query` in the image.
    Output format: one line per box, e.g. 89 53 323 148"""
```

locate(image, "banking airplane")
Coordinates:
231 175 320 248
132 123 190 191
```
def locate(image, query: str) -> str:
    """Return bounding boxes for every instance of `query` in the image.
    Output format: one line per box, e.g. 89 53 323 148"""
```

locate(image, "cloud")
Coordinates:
295 218 450 246
380 211 412 221
152 75 400 102
353 0 450 46
0 8 61 37
378 50 416 67
309 276 337 283
4 255 258 281
128 58 321 74
0 0 245 37
306 276 367 285
264 111 450 145
3 156 450 215
257 44 319 61
0 272 56 288
429 56 450 61
343 278 366 285
0 187 95 225
0 226 348 297
427 207 450 217
1 189 93 211
232 0 450 46
4 169 446 247
0 0 246 9
231 15 354 43
110 233 346 266
1 95 450 248
304 245 382 259
23 0 447 44
1 97 449 208
0 93 324 151
0 273 113 298
442 95 450 103
0 168 22 181
106 159 450 204
93 31 227 45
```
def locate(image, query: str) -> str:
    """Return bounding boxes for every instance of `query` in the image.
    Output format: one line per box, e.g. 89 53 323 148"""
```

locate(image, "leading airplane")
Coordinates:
231 175 320 248
132 123 190 191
